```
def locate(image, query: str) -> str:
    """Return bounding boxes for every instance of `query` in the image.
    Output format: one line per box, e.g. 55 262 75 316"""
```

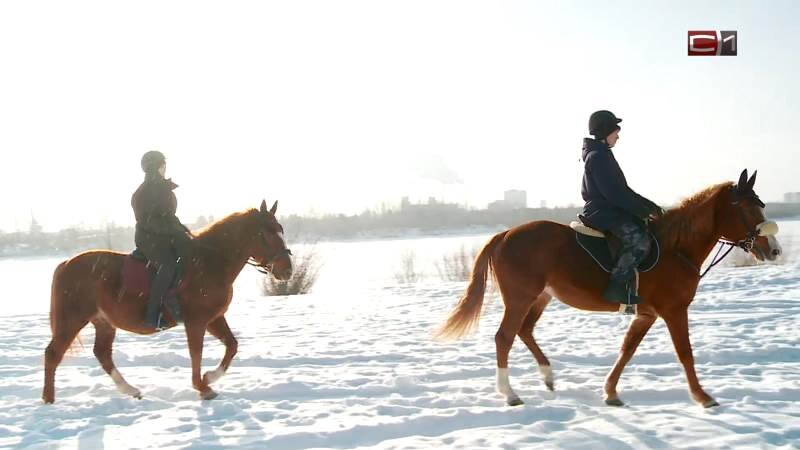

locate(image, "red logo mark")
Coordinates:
688 31 737 56
688 31 718 56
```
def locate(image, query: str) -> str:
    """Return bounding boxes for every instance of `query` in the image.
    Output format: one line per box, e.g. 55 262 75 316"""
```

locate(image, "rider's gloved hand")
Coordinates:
649 206 666 220
172 224 193 245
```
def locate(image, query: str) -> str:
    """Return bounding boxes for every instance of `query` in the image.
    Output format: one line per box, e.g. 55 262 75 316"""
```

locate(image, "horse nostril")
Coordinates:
772 248 782 257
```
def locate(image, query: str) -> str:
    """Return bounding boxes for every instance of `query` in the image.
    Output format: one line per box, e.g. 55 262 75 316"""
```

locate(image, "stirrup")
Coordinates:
619 304 637 315
146 312 168 331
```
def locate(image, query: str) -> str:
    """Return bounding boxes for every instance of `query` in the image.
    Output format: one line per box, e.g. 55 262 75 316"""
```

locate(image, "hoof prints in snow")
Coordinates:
1 230 799 449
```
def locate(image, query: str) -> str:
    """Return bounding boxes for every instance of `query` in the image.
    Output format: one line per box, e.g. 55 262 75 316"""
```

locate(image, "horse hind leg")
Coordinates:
92 319 141 399
494 284 542 406
42 316 90 404
517 293 554 391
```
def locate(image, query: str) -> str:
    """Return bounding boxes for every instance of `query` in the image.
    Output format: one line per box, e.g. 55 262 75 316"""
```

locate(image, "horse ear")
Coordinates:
747 170 758 190
737 169 749 192
260 199 268 213
270 200 278 215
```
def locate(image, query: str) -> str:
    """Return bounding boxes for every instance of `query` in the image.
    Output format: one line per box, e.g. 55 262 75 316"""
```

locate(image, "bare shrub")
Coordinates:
260 245 322 296
725 247 760 268
774 236 796 265
435 245 478 282
394 250 423 284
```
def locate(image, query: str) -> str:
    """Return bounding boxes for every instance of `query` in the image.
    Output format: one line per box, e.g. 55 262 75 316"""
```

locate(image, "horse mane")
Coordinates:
654 182 732 250
194 209 258 245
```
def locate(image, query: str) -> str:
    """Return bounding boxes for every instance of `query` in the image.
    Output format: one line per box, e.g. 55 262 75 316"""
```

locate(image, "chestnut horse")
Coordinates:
437 170 782 407
42 200 292 403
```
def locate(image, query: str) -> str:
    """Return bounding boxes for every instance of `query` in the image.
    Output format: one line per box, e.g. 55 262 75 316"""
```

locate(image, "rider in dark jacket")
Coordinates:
581 111 663 306
132 151 191 330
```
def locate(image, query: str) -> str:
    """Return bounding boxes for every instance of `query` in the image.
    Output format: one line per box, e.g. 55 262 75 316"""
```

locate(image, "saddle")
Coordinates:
570 215 660 273
121 249 191 316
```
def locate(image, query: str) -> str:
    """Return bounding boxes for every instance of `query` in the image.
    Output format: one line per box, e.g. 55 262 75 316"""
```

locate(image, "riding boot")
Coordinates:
143 293 163 330
604 275 642 303
144 263 176 330
602 278 628 303
163 292 183 323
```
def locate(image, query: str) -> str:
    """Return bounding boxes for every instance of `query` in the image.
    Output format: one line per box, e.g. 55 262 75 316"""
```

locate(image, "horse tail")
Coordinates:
435 230 507 341
49 259 84 351
49 260 68 336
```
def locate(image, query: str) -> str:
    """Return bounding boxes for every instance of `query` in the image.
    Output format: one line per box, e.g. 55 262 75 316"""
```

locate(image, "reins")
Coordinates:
679 240 738 279
676 194 775 279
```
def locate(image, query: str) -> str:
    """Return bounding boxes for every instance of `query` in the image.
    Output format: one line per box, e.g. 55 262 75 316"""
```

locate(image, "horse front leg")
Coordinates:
185 320 217 400
203 316 238 386
604 309 657 406
663 308 718 408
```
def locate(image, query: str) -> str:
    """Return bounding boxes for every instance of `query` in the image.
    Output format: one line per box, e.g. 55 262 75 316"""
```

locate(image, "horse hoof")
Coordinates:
507 397 524 407
132 392 142 400
703 399 720 408
42 397 54 405
605 398 625 407
545 381 555 392
201 390 218 401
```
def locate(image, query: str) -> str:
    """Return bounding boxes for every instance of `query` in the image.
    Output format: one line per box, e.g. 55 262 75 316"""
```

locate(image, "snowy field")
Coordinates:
1 221 799 449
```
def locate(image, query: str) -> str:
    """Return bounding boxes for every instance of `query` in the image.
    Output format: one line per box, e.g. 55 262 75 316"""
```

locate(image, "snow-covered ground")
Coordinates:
1 221 799 449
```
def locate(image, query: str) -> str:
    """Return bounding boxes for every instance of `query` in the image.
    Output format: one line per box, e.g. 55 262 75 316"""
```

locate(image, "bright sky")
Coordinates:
1 0 798 232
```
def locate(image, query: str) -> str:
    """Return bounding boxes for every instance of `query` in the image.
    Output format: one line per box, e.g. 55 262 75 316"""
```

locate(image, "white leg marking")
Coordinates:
205 367 226 384
538 365 554 385
496 367 520 402
111 369 141 397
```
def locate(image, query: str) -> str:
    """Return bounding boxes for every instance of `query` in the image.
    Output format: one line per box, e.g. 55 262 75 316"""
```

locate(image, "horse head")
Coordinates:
248 199 293 281
717 169 782 262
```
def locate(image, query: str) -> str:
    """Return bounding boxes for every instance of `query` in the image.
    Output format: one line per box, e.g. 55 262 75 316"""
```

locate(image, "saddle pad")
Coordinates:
121 255 191 298
576 232 660 273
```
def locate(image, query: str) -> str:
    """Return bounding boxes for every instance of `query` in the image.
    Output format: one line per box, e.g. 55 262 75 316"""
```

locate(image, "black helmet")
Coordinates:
588 110 622 139
141 150 166 173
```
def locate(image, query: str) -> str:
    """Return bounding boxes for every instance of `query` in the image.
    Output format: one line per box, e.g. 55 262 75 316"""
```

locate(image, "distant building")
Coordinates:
29 215 42 235
487 200 506 211
784 192 800 203
400 196 460 212
504 190 527 209
488 189 528 211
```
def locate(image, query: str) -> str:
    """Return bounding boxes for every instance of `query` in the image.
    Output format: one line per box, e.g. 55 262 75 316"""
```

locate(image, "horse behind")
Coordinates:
42 200 292 403
437 169 781 407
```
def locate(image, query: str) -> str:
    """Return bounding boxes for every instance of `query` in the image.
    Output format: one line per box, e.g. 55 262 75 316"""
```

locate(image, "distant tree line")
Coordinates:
2 202 799 258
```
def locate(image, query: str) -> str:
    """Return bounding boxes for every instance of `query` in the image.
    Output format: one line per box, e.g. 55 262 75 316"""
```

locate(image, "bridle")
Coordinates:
683 188 778 279
247 229 292 275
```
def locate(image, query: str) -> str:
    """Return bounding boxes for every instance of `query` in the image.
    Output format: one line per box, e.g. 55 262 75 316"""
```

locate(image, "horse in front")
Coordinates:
437 169 781 408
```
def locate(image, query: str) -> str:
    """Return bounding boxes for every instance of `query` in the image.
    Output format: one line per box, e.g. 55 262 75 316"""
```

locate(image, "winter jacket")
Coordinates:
580 138 659 231
131 174 186 249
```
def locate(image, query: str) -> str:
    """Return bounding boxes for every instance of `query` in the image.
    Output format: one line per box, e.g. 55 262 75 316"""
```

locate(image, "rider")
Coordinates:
131 151 191 330
581 110 664 305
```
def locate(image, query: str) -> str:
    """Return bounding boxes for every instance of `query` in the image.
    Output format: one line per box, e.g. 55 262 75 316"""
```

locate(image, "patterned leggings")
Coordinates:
608 221 651 285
